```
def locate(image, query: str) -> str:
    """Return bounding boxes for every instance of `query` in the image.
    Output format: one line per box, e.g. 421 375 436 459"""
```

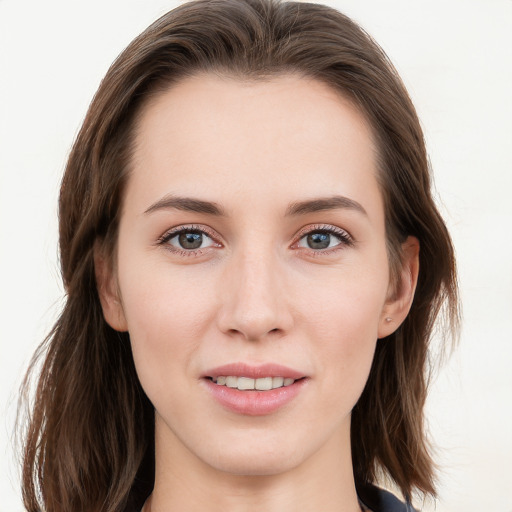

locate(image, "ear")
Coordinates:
94 241 128 332
378 236 420 339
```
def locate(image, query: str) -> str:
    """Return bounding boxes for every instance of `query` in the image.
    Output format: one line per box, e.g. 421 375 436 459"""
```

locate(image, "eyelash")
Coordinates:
157 223 354 257
157 224 221 257
292 224 354 255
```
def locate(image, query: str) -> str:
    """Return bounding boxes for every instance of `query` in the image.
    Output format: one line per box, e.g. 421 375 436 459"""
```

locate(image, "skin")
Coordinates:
96 74 419 512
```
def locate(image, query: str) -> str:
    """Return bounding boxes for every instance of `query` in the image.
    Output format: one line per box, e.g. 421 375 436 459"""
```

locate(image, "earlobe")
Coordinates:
378 236 420 339
93 242 128 332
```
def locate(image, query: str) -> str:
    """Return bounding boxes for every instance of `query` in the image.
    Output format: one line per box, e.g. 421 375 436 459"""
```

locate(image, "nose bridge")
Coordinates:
218 242 291 340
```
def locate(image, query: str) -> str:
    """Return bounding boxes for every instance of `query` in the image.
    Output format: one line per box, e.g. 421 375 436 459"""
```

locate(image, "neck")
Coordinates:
148 416 362 512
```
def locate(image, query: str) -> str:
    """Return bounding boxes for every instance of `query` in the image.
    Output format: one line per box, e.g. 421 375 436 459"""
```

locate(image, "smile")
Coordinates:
203 363 308 415
212 376 296 390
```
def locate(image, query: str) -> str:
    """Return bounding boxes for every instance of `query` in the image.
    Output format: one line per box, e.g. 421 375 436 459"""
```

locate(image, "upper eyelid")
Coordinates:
159 224 220 242
294 223 353 240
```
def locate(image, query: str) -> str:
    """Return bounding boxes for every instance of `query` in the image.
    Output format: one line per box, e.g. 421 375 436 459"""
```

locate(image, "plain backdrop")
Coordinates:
1 1 511 511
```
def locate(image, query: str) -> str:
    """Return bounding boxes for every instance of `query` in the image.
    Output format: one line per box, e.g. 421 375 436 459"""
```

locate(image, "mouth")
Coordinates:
202 363 308 415
208 375 301 391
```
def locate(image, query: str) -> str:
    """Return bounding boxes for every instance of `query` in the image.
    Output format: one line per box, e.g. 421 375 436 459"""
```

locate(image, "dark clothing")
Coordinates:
357 482 418 512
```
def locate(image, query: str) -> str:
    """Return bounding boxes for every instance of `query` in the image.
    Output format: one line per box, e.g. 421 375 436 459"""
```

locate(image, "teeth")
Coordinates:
255 377 272 390
272 376 284 388
237 377 255 390
213 376 297 390
225 376 238 388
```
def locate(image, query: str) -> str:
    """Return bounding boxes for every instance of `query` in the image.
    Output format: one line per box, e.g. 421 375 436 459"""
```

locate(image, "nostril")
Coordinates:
224 326 282 341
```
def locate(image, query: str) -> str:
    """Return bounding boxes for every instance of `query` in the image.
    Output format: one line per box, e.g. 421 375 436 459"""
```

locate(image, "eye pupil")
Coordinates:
179 231 203 249
307 232 330 249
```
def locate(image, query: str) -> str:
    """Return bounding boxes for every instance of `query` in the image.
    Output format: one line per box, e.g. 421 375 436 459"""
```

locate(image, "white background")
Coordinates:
1 1 511 511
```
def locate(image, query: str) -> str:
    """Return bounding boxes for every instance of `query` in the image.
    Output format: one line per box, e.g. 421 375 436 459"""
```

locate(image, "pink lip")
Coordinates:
201 363 308 416
203 362 305 380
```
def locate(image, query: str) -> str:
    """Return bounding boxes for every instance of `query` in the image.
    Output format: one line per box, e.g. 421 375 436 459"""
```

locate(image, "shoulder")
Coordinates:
357 482 418 512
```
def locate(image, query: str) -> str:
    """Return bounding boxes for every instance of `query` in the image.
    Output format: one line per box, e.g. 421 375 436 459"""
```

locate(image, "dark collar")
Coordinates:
356 482 417 512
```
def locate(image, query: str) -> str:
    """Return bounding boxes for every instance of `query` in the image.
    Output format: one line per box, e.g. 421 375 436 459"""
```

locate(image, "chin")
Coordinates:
193 427 315 478
208 448 304 477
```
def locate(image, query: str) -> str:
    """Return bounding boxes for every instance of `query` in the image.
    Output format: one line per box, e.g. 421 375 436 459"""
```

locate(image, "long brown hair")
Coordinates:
19 1 459 510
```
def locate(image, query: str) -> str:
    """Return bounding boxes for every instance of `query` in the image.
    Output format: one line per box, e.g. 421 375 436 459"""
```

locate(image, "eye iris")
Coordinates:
178 231 203 249
307 232 330 249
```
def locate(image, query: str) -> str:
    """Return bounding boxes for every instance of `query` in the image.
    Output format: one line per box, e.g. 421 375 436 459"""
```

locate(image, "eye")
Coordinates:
295 226 353 252
170 230 213 250
159 226 220 253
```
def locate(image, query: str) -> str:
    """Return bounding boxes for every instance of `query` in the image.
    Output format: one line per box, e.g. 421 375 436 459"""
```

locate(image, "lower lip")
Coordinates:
203 378 307 416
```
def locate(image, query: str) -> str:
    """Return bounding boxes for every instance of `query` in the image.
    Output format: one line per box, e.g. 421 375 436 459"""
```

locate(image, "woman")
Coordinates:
19 0 459 511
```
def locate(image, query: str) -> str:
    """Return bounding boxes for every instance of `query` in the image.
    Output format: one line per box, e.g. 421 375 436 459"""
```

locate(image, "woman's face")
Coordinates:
99 74 414 477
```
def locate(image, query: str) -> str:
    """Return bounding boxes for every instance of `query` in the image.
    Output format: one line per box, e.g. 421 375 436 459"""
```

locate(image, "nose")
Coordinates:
217 248 293 341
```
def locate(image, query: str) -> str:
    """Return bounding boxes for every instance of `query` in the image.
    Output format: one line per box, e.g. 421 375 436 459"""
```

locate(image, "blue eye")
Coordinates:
165 229 216 250
297 228 352 251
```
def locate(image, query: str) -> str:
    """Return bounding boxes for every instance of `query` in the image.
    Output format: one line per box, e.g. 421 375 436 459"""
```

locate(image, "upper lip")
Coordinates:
203 363 306 380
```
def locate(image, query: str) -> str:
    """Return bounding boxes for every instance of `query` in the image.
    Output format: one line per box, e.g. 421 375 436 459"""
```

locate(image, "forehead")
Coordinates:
128 73 382 218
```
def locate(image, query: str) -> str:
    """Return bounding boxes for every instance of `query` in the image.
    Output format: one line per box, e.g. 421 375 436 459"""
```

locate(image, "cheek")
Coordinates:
296 265 388 403
298 261 388 342
116 253 215 392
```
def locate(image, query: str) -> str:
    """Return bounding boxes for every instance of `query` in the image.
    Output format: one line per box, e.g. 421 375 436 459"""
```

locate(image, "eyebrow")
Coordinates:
285 195 367 217
144 194 367 218
144 195 226 216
